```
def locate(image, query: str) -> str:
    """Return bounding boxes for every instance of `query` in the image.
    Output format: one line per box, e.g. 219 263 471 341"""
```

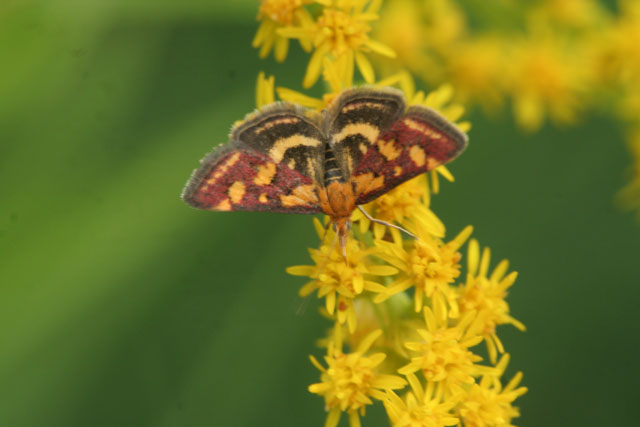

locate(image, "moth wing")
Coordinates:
322 87 406 178
182 145 323 214
182 103 325 214
232 103 325 184
352 105 468 205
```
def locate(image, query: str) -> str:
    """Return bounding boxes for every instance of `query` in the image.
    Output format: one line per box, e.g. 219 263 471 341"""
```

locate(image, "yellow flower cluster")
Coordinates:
251 1 526 426
370 0 640 217
288 182 527 426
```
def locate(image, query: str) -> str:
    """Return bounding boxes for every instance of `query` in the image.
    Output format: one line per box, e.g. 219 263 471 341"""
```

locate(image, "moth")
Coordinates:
182 87 468 252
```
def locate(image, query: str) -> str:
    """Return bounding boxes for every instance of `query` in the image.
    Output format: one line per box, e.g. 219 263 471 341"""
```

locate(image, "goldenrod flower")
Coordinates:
253 0 320 61
309 327 407 427
375 225 473 317
457 354 528 427
383 373 460 427
458 239 526 364
438 37 507 110
287 218 397 332
398 308 494 398
373 0 426 66
505 30 588 131
278 0 396 88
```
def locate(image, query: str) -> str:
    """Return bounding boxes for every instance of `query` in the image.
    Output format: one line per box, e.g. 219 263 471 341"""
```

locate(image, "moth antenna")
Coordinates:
357 205 419 240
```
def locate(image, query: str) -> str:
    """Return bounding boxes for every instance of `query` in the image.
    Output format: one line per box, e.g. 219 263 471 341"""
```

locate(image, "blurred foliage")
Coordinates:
0 1 639 426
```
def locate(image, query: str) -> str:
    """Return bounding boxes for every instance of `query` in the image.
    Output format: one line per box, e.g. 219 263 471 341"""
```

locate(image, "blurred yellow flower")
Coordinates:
506 31 588 131
309 327 407 427
439 37 507 111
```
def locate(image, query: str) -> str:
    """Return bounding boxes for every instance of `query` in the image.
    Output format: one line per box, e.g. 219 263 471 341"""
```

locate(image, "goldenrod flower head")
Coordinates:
457 354 528 427
420 0 467 50
506 31 588 131
373 0 427 72
258 0 307 25
376 225 473 316
383 373 459 427
287 218 397 331
278 0 395 87
309 327 407 427
439 37 507 110
398 308 493 398
253 0 319 61
458 239 526 364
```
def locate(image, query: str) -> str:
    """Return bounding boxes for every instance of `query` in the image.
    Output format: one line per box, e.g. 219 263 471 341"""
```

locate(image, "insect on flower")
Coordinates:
182 87 468 254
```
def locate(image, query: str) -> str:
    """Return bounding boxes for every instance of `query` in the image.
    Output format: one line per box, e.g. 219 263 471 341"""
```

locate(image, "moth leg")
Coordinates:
357 205 419 240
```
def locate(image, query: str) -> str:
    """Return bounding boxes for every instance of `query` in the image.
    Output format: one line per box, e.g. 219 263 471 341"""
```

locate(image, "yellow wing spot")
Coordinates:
259 193 268 203
254 117 299 135
403 119 442 139
426 157 441 170
394 166 403 177
359 143 368 155
228 181 246 204
342 101 387 113
378 139 401 161
287 158 296 170
409 146 426 167
280 185 318 207
353 173 385 197
333 122 379 145
254 162 277 186
269 135 322 163
213 198 232 211
207 152 242 184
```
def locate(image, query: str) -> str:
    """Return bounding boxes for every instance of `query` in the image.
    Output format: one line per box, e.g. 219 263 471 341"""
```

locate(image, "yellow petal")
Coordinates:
356 330 383 353
467 238 480 276
364 39 396 58
303 45 328 88
366 264 398 276
274 36 289 62
286 265 315 276
355 51 375 83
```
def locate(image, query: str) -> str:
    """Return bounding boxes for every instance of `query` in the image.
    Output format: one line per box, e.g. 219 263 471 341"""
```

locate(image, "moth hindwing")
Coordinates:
349 101 468 205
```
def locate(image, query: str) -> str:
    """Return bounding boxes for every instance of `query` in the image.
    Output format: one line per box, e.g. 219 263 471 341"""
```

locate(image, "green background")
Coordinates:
1 1 638 426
